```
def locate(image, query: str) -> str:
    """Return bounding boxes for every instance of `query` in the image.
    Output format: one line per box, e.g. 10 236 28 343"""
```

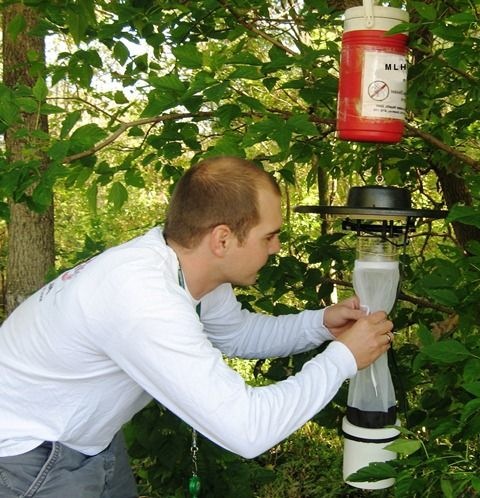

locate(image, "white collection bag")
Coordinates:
347 254 399 428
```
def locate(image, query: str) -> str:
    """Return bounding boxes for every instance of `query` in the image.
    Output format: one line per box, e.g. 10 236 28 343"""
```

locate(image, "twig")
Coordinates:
63 111 216 163
405 123 480 171
218 0 298 56
318 276 454 314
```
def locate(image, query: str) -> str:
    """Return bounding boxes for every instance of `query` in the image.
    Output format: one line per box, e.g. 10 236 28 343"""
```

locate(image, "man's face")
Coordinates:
226 187 282 286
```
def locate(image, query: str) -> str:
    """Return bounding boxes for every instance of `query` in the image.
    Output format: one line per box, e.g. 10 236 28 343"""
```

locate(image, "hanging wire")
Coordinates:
375 149 384 185
177 264 202 497
188 430 201 497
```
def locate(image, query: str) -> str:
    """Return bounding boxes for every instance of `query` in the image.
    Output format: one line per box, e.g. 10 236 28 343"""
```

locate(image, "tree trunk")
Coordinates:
435 164 480 249
2 4 55 315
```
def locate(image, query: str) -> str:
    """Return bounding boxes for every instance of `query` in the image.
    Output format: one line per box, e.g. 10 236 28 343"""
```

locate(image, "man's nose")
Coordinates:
269 236 281 254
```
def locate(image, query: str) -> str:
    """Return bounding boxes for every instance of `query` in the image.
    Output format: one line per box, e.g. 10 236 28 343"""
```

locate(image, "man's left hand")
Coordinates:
323 296 366 337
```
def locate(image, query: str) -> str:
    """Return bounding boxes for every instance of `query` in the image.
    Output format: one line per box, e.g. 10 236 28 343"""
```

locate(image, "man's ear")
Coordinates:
209 224 234 256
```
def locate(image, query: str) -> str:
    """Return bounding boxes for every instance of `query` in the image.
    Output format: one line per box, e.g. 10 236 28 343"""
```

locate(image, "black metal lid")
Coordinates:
295 186 448 220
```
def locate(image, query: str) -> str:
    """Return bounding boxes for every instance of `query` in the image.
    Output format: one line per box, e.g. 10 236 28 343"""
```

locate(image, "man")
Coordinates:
0 156 393 497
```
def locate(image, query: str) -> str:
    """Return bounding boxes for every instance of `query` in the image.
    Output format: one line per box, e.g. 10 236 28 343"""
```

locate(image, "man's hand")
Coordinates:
336 311 394 370
323 296 365 337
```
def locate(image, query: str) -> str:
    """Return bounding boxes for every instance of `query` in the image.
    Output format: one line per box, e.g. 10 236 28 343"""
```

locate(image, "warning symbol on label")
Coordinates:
368 80 389 101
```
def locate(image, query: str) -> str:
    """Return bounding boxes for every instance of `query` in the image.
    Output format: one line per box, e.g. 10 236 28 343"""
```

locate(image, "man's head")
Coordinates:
164 156 281 250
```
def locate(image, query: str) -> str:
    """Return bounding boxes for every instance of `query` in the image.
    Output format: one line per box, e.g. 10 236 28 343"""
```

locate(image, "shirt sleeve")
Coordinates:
85 271 357 460
200 283 335 359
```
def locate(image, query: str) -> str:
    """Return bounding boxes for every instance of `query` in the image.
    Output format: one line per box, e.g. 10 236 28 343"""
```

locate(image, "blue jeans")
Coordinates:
0 432 138 498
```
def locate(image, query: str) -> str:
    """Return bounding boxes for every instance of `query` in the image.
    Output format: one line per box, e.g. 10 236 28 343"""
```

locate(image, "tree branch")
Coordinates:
63 111 216 164
405 123 480 171
61 107 479 177
320 276 454 314
217 0 298 56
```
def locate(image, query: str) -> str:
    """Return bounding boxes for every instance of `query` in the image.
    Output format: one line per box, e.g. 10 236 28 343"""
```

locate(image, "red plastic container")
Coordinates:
337 5 409 143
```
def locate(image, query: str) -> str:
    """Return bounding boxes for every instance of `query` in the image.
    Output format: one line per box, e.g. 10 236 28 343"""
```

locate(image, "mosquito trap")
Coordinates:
296 183 447 489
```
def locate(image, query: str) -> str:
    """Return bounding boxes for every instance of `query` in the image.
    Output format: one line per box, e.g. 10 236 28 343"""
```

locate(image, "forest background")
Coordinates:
0 0 479 496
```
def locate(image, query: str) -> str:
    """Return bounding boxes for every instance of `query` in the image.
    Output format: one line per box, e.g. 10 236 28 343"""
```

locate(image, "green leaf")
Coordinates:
388 22 415 35
162 142 183 160
421 340 471 364
73 167 93 187
272 127 291 151
113 41 130 65
472 476 480 492
128 126 145 138
108 181 128 210
431 24 466 42
7 14 26 41
113 91 129 104
428 288 459 306
51 66 68 87
0 99 20 126
417 322 435 346
447 205 480 228
281 79 307 89
463 382 480 397
229 66 263 80
206 132 243 157
346 462 396 482
203 82 229 102
461 398 480 422
124 169 145 188
228 53 263 65
68 60 93 88
32 181 53 210
182 95 203 113
172 43 203 69
412 1 437 21
446 12 476 25
47 140 70 161
32 78 48 102
70 124 107 151
277 167 295 185
66 3 96 46
83 49 102 68
187 71 217 95
39 104 64 115
216 104 242 127
262 46 294 74
244 117 283 147
0 201 10 221
463 359 480 383
286 114 318 135
441 479 454 498
149 73 186 94
86 183 98 214
61 110 82 139
261 77 277 92
66 11 85 45
237 95 265 112
385 438 421 456
15 97 38 113
141 91 177 117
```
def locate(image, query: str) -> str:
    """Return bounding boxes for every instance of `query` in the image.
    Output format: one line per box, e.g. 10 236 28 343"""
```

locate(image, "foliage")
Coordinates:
1 0 480 496
125 403 276 498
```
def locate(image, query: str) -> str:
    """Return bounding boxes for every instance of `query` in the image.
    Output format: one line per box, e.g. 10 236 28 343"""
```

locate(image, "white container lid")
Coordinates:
344 5 409 32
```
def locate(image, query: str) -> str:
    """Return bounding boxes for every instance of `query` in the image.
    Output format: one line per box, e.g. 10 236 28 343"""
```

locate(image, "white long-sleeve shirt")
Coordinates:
0 228 356 458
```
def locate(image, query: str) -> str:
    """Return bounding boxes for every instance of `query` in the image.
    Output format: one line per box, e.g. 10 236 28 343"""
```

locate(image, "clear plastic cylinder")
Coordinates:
356 237 398 262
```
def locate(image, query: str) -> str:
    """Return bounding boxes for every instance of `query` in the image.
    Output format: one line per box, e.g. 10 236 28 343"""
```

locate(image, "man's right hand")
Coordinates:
336 311 394 370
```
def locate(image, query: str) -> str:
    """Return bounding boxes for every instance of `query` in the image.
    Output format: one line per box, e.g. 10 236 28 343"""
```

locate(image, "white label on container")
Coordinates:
361 51 407 120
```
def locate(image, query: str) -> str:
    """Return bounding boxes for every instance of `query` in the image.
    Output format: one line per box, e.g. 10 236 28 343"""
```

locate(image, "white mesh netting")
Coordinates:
347 258 400 426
